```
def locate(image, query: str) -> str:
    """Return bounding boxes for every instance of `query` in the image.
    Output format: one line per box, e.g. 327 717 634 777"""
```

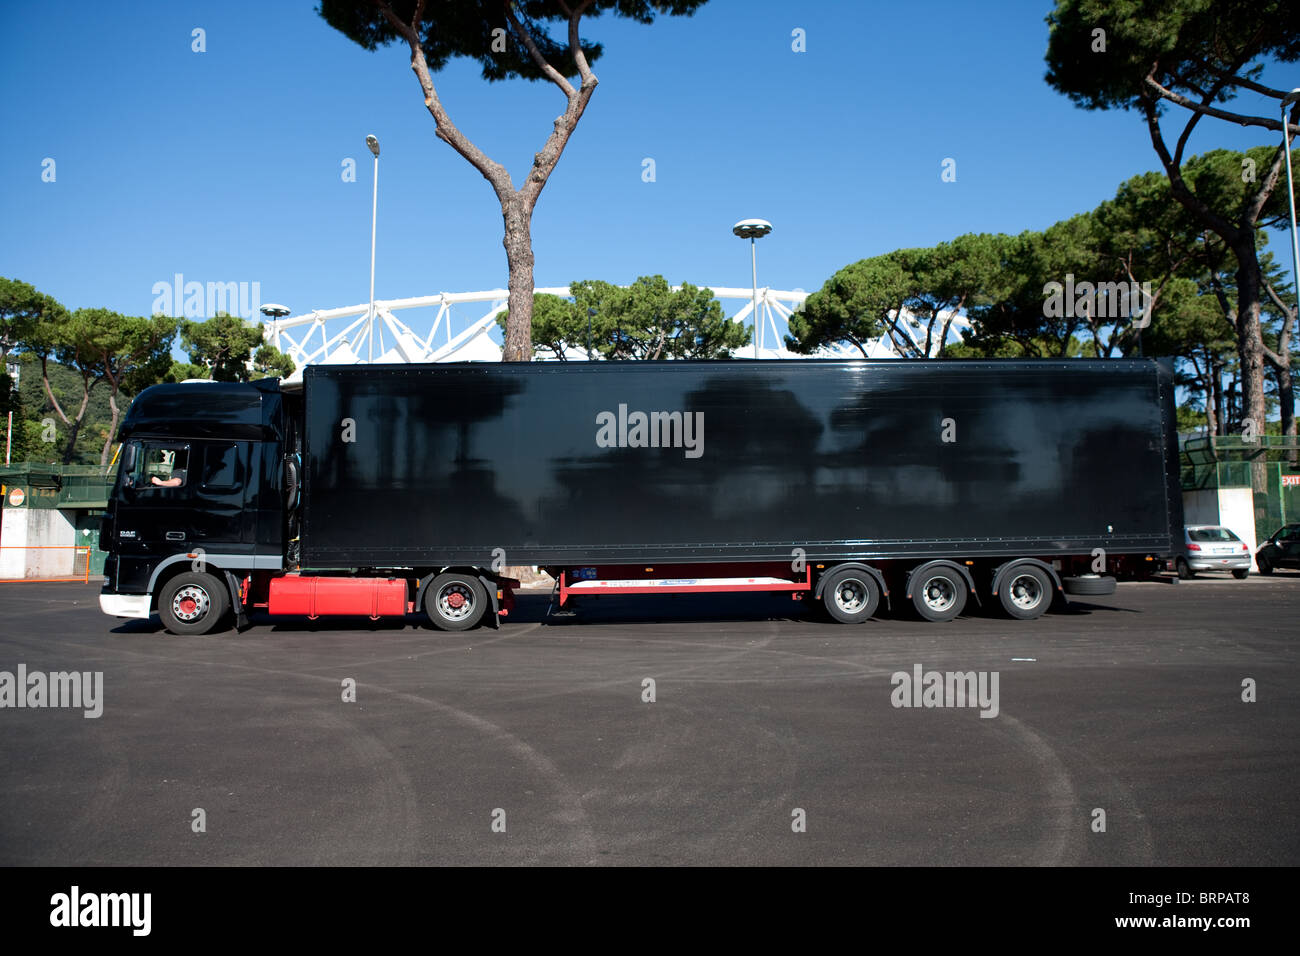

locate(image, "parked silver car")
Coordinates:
1177 525 1252 579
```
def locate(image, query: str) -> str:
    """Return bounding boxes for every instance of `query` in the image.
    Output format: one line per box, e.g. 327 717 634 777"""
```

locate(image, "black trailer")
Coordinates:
100 358 1182 633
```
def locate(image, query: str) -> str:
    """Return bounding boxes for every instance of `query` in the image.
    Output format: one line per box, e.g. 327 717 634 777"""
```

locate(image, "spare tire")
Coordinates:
1062 574 1116 596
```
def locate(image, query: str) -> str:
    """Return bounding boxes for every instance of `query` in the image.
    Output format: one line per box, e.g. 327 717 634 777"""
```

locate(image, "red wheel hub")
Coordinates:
180 597 197 614
447 591 466 608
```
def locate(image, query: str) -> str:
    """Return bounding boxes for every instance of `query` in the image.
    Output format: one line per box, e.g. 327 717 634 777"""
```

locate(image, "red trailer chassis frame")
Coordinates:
555 562 812 606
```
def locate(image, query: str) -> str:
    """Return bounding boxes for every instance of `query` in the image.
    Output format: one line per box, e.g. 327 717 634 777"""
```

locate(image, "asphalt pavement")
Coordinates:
1 572 1296 865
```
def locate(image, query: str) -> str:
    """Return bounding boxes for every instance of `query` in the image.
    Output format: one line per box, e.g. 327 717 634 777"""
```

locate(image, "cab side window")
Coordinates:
134 445 190 489
200 443 243 492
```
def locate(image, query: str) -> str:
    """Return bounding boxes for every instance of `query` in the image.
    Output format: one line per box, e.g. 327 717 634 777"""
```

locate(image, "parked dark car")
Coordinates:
1256 523 1300 575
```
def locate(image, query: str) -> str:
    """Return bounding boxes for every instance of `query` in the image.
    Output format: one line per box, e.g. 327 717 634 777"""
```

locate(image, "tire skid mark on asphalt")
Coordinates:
987 712 1086 866
292 623 539 673
0 636 601 864
499 625 904 705
587 695 801 861
1053 744 1156 865
292 705 422 866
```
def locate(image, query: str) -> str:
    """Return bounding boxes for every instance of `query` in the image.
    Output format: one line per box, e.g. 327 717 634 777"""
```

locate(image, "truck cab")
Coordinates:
99 379 296 628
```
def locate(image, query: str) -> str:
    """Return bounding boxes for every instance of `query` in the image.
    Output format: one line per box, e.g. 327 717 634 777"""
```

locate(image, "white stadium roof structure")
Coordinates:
261 286 972 381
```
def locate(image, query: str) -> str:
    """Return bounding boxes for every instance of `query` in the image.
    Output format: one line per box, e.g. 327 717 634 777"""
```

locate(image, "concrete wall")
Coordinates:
0 506 78 578
1216 487 1258 571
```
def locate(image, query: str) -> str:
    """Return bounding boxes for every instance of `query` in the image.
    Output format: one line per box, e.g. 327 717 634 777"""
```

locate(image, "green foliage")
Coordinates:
1 276 68 359
5 352 115 466
252 344 296 380
786 256 907 357
497 277 748 360
1044 0 1299 114
1176 405 1209 433
179 313 294 382
319 1 708 83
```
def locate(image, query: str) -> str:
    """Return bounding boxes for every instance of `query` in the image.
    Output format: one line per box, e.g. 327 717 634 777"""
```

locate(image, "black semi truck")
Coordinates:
98 359 1183 634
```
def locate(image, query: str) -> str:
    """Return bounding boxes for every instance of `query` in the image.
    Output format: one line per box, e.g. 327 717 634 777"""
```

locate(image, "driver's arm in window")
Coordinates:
146 448 188 487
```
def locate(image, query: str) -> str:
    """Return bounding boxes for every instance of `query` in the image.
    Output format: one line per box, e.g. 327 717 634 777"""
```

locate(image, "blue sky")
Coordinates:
0 0 1293 338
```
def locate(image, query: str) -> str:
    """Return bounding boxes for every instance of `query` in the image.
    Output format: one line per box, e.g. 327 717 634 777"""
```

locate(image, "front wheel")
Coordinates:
1176 558 1194 580
158 571 229 635
1257 557 1273 576
425 572 488 631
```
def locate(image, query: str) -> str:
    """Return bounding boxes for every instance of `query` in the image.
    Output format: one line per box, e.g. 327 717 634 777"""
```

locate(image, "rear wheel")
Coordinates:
998 564 1052 620
820 567 880 624
911 566 967 622
425 572 488 631
158 571 229 635
1232 568 1249 579
1176 558 1194 580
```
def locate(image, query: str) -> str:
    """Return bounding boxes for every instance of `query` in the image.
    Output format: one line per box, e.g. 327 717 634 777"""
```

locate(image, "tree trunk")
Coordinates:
501 196 534 362
1204 372 1218 436
101 388 120 467
1231 251 1270 522
1232 241 1269 446
61 390 90 464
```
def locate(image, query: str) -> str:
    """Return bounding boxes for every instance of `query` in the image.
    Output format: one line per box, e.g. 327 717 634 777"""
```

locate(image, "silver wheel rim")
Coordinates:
921 575 956 613
172 585 211 622
436 582 476 622
834 577 869 615
1008 573 1042 610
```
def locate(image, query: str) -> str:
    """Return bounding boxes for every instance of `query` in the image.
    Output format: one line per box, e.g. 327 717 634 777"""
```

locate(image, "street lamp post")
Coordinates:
259 305 291 377
733 219 773 359
587 307 596 361
366 134 381 363
4 360 19 466
1281 91 1300 343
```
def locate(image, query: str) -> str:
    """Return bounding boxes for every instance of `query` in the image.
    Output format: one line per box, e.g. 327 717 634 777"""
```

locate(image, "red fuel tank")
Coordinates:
267 576 408 619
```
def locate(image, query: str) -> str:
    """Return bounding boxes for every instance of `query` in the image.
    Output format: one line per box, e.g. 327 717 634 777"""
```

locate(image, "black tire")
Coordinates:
1175 558 1193 580
998 564 1053 620
425 572 488 631
820 567 880 624
1257 557 1273 576
910 566 967 622
1062 574 1117 596
158 571 229 635
1232 568 1249 579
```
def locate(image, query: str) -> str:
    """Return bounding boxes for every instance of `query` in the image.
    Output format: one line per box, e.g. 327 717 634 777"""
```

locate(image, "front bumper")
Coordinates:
99 593 152 619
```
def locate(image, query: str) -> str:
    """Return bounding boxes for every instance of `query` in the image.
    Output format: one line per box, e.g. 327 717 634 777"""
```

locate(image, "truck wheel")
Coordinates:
158 571 229 636
911 566 966 622
1175 558 1193 580
425 572 488 631
1232 568 1249 579
998 564 1052 620
820 568 880 624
